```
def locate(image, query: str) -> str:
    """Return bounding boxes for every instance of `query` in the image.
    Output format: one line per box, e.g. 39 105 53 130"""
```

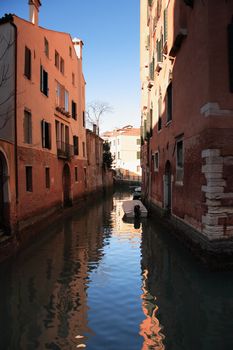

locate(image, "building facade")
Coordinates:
140 0 233 253
102 125 141 181
0 0 88 234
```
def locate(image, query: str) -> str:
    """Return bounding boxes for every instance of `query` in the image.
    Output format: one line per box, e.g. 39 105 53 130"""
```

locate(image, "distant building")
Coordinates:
102 125 141 181
140 0 233 254
0 0 111 238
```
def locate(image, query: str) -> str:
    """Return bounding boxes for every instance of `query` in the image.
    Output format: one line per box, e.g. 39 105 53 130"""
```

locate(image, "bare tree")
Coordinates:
0 25 15 130
86 100 113 134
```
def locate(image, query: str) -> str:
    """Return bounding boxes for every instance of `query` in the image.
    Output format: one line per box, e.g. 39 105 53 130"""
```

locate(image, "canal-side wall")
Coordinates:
147 199 233 269
0 182 114 263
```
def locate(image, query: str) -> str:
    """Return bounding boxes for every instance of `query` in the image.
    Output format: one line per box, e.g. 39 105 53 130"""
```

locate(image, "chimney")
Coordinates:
93 124 97 134
28 0 41 25
72 37 84 59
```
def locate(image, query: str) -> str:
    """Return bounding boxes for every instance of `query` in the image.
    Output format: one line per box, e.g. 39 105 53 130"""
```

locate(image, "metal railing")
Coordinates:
56 141 74 159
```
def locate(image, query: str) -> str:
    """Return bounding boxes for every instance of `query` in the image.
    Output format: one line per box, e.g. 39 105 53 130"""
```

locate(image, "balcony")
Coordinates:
55 106 71 118
57 141 74 159
169 28 187 57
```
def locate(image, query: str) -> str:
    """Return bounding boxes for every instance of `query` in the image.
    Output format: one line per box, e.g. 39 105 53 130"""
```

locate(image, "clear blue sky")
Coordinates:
0 0 140 132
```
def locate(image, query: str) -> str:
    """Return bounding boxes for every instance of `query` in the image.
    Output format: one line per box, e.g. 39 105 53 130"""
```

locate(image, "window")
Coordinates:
137 138 140 145
158 95 162 131
137 151 141 160
83 111 85 127
55 50 59 68
24 46 31 79
45 167 50 188
60 57 64 74
166 83 172 122
40 65 48 96
72 101 77 119
158 117 162 131
44 37 49 57
164 7 168 43
69 46 72 57
26 166 32 192
118 152 120 159
154 152 159 171
65 90 69 112
73 136 79 155
72 73 75 85
156 39 163 63
55 81 60 106
149 108 153 136
75 167 78 182
82 141 85 157
41 120 51 149
176 139 184 182
24 110 32 144
55 120 59 142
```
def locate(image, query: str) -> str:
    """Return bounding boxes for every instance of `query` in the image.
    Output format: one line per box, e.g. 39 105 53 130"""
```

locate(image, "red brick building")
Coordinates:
140 0 233 255
0 1 90 235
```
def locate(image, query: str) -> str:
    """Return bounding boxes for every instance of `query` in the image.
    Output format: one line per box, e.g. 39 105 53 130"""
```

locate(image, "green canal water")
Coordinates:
0 191 233 350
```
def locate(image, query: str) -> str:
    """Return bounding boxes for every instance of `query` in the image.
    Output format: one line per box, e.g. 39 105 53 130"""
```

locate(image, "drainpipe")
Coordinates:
11 21 19 204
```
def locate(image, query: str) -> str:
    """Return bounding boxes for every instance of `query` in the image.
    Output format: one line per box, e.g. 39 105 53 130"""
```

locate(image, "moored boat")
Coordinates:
122 200 148 218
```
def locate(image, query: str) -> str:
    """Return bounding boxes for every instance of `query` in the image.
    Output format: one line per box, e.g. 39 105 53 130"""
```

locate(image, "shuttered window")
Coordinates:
24 47 31 79
40 65 48 96
72 101 77 119
55 50 59 68
41 120 51 149
75 167 78 182
73 136 79 155
45 167 50 189
24 110 32 144
83 111 85 127
26 166 33 192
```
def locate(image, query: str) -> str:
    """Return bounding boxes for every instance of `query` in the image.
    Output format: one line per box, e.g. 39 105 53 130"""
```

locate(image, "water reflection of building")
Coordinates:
0 196 113 349
112 196 142 244
140 218 233 350
140 268 165 350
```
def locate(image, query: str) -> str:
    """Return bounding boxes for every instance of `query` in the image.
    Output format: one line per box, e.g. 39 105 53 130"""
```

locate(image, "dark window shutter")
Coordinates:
41 120 45 148
24 47 31 79
43 70 48 96
73 136 79 155
228 23 233 93
47 123 51 149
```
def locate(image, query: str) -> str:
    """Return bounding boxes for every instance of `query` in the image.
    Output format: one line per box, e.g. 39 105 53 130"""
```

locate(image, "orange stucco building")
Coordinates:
0 0 92 236
140 0 233 258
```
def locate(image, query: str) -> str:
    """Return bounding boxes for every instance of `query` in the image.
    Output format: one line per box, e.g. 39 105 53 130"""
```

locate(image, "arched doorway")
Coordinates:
0 152 9 231
62 163 71 207
164 160 172 213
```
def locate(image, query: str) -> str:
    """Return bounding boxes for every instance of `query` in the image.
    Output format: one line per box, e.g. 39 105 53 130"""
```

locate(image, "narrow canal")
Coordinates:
1 191 233 350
